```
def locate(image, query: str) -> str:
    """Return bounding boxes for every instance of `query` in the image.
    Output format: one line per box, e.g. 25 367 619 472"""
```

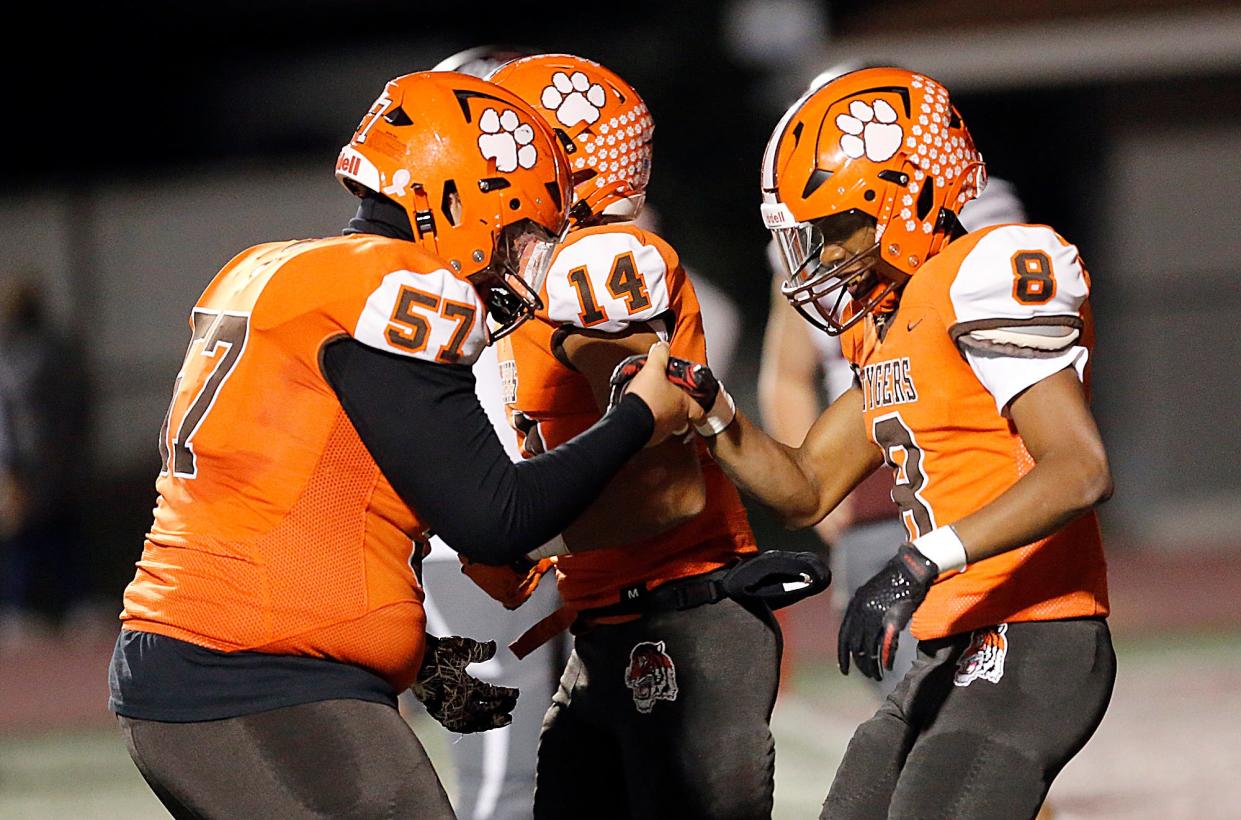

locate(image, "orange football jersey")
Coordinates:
841 224 1109 640
121 233 490 689
497 223 756 611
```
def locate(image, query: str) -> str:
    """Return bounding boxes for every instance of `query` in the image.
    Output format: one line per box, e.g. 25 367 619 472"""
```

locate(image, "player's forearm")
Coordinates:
950 449 1112 564
705 410 825 527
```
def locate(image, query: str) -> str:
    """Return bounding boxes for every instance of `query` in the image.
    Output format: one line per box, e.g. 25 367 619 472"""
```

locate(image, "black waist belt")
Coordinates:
582 550 832 620
510 551 832 659
583 567 734 620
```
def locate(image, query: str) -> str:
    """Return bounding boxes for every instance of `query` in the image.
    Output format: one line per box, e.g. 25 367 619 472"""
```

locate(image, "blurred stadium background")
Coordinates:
2 1 1240 817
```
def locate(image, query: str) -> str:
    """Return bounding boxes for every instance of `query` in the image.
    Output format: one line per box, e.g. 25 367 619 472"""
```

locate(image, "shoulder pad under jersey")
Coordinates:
542 225 675 333
948 225 1089 357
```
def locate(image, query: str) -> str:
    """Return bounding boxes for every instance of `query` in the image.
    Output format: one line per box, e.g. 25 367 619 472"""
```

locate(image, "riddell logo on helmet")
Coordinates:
760 202 797 229
336 154 361 177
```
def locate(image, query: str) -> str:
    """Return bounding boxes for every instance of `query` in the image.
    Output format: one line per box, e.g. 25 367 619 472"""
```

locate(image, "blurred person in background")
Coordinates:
106 70 695 819
659 67 1114 818
636 204 744 382
0 277 89 645
488 53 824 819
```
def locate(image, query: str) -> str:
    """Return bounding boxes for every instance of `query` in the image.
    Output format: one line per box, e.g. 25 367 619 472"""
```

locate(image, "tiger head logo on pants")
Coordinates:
953 623 1009 687
624 640 679 713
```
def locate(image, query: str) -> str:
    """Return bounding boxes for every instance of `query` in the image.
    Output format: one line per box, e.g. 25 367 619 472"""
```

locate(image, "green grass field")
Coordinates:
3 632 1239 819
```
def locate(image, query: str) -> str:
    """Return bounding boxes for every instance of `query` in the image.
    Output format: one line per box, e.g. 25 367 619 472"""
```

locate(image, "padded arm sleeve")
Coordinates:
963 345 1088 415
322 337 653 564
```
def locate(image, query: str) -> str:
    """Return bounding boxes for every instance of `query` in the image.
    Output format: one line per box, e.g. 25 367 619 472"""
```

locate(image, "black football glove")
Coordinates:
410 635 519 733
838 543 938 681
607 353 721 412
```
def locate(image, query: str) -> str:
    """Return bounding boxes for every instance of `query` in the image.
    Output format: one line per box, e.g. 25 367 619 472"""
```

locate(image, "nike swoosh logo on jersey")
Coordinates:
907 316 925 332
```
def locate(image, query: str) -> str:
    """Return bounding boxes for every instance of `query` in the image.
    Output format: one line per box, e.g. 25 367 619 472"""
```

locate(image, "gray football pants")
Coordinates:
120 699 454 819
822 617 1116 820
534 596 782 820
420 560 567 820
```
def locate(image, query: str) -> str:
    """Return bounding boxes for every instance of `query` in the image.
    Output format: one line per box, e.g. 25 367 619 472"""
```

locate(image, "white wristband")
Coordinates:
693 383 736 437
525 535 569 561
912 526 968 574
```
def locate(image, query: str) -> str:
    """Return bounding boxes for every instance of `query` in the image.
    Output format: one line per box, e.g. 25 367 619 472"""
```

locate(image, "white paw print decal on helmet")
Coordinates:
836 99 903 162
478 107 538 173
540 71 607 128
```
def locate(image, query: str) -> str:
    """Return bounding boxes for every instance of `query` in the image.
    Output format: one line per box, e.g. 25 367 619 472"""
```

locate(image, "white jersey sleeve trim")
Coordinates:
543 230 672 333
354 268 488 366
964 344 1088 415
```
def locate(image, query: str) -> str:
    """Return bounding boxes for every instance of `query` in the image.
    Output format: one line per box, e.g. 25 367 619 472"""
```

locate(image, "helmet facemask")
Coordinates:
774 209 902 336
468 219 558 342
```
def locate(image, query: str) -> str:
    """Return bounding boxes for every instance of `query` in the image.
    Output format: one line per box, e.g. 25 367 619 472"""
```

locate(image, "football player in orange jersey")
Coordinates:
106 71 699 819
629 67 1117 818
486 54 817 819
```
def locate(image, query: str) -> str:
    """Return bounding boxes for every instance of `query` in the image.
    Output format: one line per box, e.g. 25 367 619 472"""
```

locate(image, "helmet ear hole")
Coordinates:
441 181 462 226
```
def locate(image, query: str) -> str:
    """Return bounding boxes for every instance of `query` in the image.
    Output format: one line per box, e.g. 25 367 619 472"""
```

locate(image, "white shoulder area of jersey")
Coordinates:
354 267 488 366
949 224 1088 357
543 227 674 333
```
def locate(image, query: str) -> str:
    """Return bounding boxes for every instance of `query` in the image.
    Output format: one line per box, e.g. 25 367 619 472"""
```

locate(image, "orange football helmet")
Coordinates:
336 71 572 340
760 67 986 334
488 54 654 225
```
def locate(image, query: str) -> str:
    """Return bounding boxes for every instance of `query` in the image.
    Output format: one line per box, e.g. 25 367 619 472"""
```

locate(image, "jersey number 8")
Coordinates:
1011 250 1055 305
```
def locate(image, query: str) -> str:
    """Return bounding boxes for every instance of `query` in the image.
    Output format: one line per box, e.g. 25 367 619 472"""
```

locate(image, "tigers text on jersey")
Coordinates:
841 224 1109 640
121 234 490 690
497 223 756 610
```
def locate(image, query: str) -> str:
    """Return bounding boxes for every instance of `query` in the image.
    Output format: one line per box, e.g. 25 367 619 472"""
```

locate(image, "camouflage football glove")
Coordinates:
607 354 735 435
838 543 938 681
411 635 519 733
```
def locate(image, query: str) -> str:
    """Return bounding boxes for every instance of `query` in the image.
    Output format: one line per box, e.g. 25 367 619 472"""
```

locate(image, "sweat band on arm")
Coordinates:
693 384 736 437
912 525 969 574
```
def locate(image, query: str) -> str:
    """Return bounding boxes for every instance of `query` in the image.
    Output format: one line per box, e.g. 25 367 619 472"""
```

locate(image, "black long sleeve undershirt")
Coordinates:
321 338 653 565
